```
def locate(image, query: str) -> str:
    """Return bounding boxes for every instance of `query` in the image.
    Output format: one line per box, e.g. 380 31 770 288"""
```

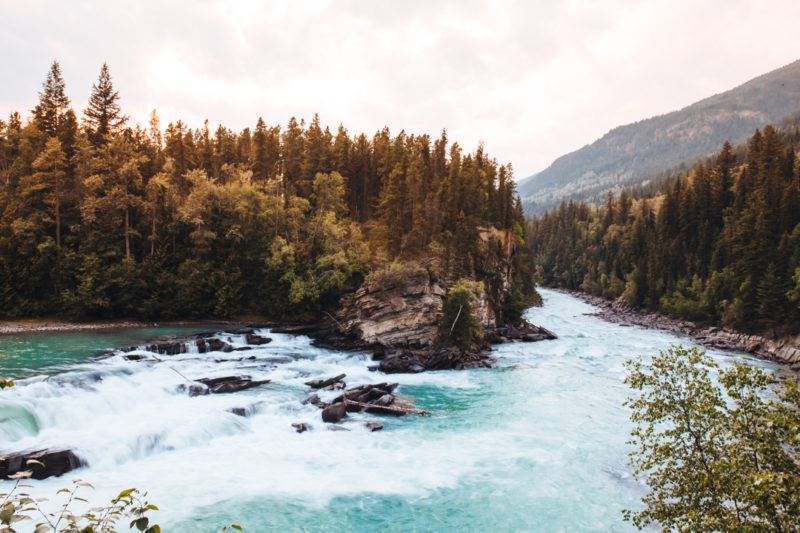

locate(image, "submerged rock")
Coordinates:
365 422 384 432
292 422 312 433
0 449 86 480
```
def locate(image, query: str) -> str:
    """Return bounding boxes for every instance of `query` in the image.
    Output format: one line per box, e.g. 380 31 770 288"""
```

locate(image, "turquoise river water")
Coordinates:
0 289 773 532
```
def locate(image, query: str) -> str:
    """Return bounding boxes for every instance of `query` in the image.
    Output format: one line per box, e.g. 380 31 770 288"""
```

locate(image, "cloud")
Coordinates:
2 0 799 177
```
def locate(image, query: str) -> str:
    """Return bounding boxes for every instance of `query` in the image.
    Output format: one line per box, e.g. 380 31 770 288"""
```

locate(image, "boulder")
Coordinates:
321 402 347 423
365 422 384 432
246 334 272 345
207 338 233 352
229 407 248 417
1 449 86 480
145 341 188 355
292 422 312 433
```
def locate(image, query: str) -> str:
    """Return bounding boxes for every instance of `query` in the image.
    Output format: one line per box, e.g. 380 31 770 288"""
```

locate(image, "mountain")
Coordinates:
520 59 800 214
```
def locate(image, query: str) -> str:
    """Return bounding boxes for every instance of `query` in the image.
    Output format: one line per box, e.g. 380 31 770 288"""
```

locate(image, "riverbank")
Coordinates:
0 318 277 336
557 288 800 370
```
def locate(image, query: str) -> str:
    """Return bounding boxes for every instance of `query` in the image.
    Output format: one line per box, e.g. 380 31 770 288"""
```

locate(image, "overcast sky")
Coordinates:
2 0 799 178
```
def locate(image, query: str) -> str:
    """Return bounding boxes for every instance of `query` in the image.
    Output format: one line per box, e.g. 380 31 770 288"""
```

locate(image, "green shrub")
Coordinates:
440 279 483 349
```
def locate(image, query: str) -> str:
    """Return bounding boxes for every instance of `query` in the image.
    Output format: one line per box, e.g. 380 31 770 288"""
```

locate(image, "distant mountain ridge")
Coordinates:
520 59 800 214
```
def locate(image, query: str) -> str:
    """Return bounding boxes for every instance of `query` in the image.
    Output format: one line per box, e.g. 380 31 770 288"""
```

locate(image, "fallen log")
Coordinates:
342 398 429 416
305 373 346 389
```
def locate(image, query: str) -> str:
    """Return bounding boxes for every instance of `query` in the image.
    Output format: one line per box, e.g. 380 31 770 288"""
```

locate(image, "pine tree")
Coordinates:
83 63 128 145
33 61 71 136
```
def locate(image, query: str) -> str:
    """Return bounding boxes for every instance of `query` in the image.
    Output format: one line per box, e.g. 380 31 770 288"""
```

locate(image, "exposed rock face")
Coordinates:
1 449 86 480
335 258 506 351
335 261 447 349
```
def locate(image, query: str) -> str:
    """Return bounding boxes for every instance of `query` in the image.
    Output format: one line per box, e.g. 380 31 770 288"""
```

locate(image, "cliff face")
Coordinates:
335 258 500 350
335 261 446 349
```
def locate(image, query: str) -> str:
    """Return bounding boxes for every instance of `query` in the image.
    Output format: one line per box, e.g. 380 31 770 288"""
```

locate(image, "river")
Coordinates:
0 289 773 532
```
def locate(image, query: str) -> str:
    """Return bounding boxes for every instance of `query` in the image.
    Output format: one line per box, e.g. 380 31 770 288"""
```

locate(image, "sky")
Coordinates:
2 0 799 179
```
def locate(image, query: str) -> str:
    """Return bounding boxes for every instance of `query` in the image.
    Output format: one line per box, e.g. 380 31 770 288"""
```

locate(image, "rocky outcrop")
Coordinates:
1 449 86 480
334 260 448 349
324 254 556 372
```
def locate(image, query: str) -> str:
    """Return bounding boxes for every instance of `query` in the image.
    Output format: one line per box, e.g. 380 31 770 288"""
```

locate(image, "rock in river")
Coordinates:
1 449 86 480
321 402 347 423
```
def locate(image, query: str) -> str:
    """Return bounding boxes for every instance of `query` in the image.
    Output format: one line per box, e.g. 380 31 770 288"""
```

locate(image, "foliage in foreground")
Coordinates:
624 345 800 532
0 478 160 533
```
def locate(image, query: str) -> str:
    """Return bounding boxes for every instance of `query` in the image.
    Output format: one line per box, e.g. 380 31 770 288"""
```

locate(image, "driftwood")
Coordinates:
449 305 463 335
341 397 429 416
305 373 346 389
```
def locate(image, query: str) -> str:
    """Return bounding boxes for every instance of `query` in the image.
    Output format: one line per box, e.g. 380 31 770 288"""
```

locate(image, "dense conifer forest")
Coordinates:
528 122 800 334
0 61 529 320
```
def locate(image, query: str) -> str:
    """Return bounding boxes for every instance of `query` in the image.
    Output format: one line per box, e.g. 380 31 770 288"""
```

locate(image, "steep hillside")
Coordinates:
521 59 800 214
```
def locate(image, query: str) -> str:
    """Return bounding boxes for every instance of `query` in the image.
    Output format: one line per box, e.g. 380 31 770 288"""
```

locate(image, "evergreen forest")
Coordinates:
527 122 800 334
0 61 530 320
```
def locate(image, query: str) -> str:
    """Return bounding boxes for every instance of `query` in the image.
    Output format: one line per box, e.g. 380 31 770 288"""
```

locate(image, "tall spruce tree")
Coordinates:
83 63 128 145
33 61 71 136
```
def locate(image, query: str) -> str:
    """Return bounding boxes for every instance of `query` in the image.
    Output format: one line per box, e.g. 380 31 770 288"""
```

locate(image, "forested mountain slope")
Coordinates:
527 122 800 335
520 59 800 214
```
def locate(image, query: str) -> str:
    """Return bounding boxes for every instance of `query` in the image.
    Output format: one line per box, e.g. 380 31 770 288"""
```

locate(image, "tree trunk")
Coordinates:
151 214 156 257
55 196 60 250
54 161 61 251
125 207 131 261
